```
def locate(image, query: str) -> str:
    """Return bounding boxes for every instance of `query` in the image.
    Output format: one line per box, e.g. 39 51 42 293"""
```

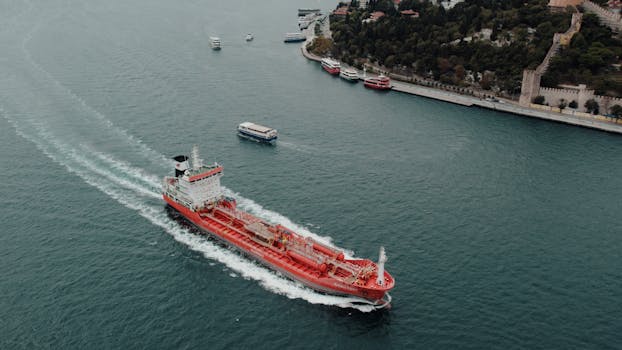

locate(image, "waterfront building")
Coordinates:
400 9 420 18
362 11 385 23
548 0 583 8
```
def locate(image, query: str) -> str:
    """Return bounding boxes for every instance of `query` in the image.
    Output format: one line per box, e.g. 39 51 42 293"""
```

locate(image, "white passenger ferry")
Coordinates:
209 37 221 50
339 68 359 82
237 122 278 143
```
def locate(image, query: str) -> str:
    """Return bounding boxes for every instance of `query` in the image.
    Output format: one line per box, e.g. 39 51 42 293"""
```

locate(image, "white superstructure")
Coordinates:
163 146 224 211
209 37 221 50
321 58 341 70
237 122 278 143
339 68 359 81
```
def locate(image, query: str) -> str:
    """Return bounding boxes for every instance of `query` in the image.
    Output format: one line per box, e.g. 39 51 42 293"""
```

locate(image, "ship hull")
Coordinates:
322 65 340 75
364 82 391 90
339 73 359 82
237 130 277 144
283 38 306 43
164 194 388 301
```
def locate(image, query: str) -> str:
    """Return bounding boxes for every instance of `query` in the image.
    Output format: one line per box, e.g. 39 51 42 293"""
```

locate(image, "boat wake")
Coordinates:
3 112 379 312
0 6 384 311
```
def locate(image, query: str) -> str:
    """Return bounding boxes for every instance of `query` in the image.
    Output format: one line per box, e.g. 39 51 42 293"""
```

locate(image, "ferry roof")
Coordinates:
321 58 340 66
239 122 274 133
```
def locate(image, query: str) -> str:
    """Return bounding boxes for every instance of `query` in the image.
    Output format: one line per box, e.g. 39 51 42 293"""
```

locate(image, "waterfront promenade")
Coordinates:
299 18 622 134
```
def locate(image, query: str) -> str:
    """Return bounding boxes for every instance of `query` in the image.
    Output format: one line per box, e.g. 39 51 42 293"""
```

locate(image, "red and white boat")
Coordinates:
364 75 392 90
162 146 394 307
321 58 341 75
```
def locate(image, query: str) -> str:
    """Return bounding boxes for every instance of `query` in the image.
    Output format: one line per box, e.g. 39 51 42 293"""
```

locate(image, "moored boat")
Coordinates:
298 13 317 29
209 37 221 50
364 75 392 90
283 32 306 43
162 146 395 307
339 68 359 82
321 58 341 75
245 33 253 41
298 8 321 16
237 122 278 143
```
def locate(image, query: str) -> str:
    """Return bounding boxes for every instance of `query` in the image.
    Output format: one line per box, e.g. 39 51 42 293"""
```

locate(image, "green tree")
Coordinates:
558 99 567 110
569 100 578 108
610 104 622 118
532 95 545 105
585 99 599 114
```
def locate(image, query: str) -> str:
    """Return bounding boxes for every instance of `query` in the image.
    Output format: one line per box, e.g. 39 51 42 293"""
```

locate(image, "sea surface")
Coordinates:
1 0 621 349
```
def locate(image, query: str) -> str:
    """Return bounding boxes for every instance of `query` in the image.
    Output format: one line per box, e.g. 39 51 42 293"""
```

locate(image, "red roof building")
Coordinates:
370 11 385 20
400 9 420 17
333 6 349 16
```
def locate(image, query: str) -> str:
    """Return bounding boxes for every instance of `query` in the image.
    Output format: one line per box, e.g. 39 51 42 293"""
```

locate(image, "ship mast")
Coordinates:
191 144 203 170
376 246 387 286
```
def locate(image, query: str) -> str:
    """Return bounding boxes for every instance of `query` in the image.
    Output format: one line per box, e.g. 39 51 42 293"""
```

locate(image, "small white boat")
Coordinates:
339 68 359 82
237 122 278 144
209 37 221 50
245 33 253 41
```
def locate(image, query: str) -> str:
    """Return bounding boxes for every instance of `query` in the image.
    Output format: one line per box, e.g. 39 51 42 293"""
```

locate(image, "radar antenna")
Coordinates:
191 145 203 170
376 246 387 286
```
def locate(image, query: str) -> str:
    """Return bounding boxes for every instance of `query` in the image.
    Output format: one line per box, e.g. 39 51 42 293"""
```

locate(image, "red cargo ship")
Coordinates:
162 146 394 307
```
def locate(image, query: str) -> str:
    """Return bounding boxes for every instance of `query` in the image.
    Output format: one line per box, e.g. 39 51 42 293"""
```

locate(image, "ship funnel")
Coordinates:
376 246 387 286
191 145 203 170
173 155 189 177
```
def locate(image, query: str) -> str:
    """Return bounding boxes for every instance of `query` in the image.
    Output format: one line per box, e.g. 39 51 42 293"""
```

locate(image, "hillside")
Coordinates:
329 0 573 96
541 13 622 97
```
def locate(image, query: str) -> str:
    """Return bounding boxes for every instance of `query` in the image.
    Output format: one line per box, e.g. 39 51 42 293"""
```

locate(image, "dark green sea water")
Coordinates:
1 0 621 348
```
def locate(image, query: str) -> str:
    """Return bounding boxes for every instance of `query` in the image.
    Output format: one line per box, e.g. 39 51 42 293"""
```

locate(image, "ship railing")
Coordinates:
214 206 260 224
287 239 362 278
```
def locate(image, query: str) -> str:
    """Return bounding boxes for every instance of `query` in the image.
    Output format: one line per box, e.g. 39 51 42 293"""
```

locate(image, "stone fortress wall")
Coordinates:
538 85 622 112
520 2 622 113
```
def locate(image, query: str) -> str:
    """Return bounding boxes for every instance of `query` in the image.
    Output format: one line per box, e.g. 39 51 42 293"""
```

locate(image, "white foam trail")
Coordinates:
11 0 353 258
36 132 160 200
19 17 169 165
2 114 376 312
88 147 163 189
274 140 319 154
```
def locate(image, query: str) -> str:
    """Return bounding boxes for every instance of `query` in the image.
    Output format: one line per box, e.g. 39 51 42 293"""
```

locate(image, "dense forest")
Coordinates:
541 13 622 97
327 0 574 95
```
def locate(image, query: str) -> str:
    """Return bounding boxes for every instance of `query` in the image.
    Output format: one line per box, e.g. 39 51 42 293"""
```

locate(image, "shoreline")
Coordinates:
299 24 622 135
